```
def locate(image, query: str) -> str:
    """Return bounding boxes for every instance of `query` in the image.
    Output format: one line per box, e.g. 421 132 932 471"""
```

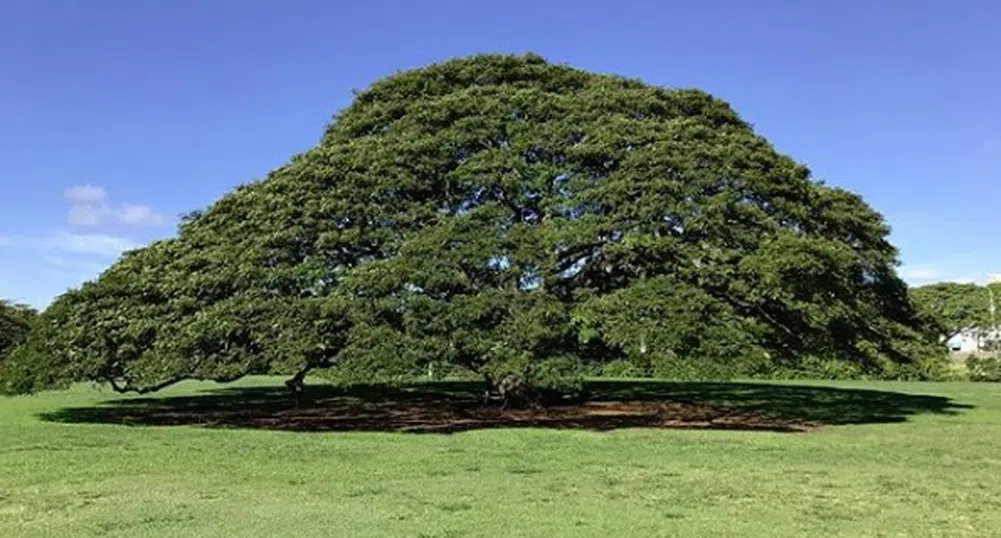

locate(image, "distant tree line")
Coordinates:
910 282 1001 350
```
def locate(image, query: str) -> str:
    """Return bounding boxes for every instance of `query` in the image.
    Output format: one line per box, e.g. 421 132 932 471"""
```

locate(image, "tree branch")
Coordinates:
107 376 187 394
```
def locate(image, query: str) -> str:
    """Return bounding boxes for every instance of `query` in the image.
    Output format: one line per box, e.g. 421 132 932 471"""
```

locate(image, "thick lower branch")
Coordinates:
285 358 337 403
108 376 187 394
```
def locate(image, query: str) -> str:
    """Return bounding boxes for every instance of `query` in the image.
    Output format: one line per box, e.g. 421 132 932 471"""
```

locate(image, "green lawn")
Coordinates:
2 378 1000 537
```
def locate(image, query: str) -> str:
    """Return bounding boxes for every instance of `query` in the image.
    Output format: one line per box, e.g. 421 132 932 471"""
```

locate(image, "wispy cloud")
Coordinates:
898 266 943 283
67 203 104 227
63 184 167 228
899 265 994 287
64 184 108 204
42 255 111 279
0 186 167 309
47 232 139 257
0 232 138 257
116 203 166 227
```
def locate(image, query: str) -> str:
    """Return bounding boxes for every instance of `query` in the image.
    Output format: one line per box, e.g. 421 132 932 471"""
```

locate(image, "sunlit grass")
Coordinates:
2 378 1000 537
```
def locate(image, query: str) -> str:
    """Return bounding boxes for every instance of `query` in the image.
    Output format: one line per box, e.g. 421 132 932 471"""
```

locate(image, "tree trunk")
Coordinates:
285 370 308 408
492 374 538 409
284 357 338 408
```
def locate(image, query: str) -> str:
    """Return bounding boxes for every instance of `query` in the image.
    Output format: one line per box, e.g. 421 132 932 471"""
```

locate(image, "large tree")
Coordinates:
0 54 934 400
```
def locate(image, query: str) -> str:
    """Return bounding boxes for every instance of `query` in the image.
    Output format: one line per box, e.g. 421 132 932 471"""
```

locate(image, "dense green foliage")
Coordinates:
910 282 998 344
1 378 997 536
0 300 35 359
0 54 937 398
966 356 1001 382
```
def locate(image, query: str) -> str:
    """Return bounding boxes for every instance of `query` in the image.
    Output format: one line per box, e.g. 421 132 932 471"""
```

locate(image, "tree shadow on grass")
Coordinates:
39 380 972 434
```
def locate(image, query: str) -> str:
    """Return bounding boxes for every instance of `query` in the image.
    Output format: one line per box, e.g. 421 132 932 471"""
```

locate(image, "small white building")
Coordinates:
948 328 1001 353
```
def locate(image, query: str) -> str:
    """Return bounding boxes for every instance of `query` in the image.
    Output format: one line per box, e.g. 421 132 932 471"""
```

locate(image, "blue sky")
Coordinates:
2 0 999 308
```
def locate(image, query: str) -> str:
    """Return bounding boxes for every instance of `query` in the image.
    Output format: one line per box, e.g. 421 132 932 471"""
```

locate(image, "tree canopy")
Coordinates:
0 300 36 359
911 282 998 344
0 54 935 399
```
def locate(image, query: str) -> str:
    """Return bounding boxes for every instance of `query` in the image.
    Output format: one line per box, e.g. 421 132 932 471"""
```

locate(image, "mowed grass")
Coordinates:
2 378 1001 537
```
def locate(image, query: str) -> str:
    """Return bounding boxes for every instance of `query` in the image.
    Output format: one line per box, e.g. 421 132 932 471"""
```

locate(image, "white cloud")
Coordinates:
0 232 138 257
116 204 166 227
42 255 111 279
64 184 108 203
899 265 998 287
899 266 942 283
898 266 966 286
62 184 167 228
67 203 104 227
47 232 139 257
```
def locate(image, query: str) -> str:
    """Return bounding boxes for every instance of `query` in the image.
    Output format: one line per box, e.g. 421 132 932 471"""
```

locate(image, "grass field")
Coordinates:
2 377 1001 537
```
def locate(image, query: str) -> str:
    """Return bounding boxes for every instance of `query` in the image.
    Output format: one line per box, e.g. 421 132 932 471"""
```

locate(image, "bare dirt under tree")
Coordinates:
102 398 812 433
39 380 968 434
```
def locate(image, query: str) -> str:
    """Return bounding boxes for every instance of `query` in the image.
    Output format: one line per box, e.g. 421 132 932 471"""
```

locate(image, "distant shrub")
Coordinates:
938 361 972 382
881 355 951 381
650 352 739 381
967 356 1001 382
763 356 862 381
599 359 643 379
